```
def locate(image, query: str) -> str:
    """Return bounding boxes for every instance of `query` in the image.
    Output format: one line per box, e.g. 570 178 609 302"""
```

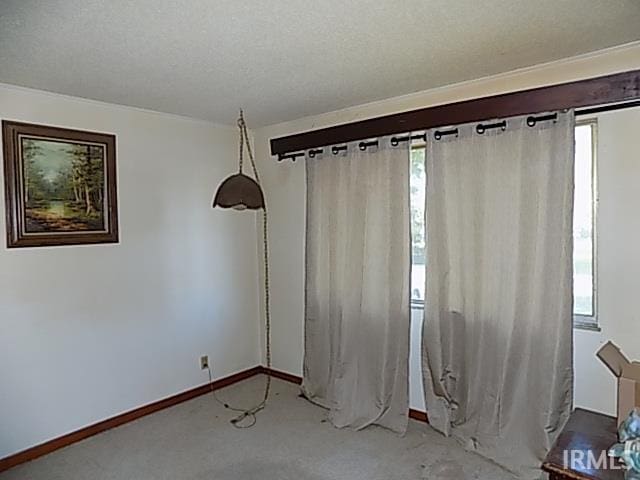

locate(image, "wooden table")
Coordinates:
542 408 624 480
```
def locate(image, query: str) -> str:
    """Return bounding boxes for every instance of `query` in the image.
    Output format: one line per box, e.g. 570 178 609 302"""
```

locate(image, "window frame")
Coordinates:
573 118 599 331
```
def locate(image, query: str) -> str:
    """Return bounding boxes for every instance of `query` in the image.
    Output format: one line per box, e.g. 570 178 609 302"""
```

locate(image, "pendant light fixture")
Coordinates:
212 110 272 428
213 110 265 210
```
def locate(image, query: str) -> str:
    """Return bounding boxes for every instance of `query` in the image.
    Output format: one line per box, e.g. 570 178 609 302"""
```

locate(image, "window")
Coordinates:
409 122 598 328
410 146 426 307
573 121 597 327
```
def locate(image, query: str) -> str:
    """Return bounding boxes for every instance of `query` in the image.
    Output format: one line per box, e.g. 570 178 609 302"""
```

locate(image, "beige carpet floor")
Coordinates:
1 375 517 479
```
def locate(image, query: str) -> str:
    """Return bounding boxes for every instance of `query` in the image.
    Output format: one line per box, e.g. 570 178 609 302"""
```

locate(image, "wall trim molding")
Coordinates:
0 366 262 473
408 409 429 423
259 366 303 384
260 367 429 424
1 365 429 473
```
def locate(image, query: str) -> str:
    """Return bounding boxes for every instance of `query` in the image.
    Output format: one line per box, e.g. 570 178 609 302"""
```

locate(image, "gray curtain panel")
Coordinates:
303 137 411 434
422 112 575 478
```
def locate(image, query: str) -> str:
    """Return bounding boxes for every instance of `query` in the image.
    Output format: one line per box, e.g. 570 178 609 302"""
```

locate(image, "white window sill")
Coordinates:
574 316 600 332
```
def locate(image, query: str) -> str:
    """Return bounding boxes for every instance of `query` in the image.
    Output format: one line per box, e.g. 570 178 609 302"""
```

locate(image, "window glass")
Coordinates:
573 123 596 319
410 147 426 305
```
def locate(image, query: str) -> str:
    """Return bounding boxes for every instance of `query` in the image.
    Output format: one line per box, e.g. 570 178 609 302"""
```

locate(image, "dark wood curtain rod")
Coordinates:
270 69 640 157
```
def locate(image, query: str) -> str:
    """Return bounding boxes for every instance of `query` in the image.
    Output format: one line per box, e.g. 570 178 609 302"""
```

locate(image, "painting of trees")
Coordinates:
22 139 48 205
68 144 105 216
20 138 106 232
3 121 118 248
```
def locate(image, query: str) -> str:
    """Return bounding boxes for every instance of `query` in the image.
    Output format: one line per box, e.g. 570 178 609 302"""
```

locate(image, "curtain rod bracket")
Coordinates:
390 134 427 146
308 148 323 158
358 140 378 151
278 152 305 162
332 145 348 155
527 113 558 127
476 120 507 134
434 128 459 140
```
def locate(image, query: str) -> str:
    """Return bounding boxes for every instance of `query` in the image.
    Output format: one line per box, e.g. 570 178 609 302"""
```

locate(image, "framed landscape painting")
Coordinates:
2 121 119 248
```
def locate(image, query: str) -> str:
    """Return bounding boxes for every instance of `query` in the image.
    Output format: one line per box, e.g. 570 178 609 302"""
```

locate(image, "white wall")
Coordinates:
573 106 640 414
253 42 640 413
0 85 261 458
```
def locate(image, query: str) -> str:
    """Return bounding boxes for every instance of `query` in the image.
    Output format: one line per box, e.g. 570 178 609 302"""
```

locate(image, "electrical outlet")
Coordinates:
200 355 209 370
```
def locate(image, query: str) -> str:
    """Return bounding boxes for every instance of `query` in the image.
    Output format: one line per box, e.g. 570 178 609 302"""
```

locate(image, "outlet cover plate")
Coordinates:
200 355 209 370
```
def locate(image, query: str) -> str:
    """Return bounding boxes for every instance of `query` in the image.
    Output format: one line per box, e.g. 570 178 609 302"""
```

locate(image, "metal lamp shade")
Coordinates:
213 173 265 210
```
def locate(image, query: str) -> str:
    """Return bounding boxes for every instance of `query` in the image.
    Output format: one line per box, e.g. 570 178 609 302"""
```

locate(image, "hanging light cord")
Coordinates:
207 109 272 429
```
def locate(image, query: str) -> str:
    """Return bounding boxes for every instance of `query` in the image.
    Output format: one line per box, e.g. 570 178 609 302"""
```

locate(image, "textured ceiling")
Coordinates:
1 0 640 127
